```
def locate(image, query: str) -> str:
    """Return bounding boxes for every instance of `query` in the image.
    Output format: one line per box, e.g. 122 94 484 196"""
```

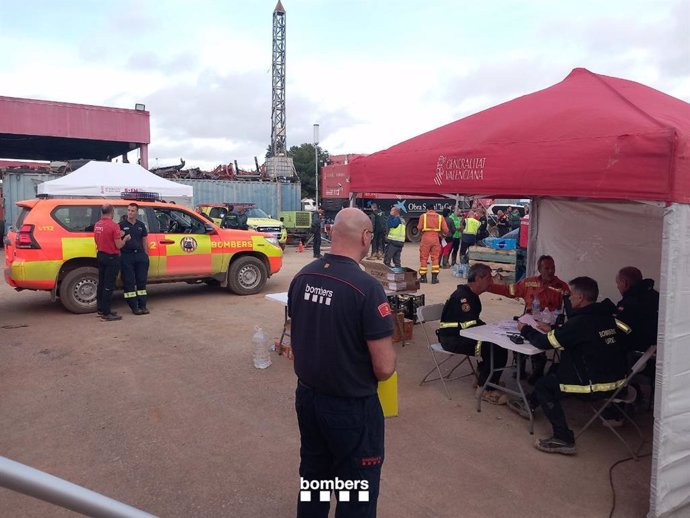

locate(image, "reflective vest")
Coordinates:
387 221 406 242
421 212 442 231
463 217 480 235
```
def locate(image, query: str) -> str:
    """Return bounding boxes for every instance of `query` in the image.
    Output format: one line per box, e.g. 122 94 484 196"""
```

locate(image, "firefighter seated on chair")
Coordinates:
510 276 630 456
437 263 509 405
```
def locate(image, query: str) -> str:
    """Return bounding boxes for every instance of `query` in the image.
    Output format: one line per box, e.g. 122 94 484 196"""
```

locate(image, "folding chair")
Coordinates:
575 345 657 460
417 304 478 400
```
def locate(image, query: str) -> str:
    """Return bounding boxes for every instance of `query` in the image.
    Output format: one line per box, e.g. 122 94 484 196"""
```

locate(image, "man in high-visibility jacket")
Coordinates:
384 207 405 268
459 211 481 258
417 208 448 284
488 254 570 384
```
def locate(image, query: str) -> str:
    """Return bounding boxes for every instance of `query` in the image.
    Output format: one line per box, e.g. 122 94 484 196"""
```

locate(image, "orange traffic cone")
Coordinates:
298 241 304 253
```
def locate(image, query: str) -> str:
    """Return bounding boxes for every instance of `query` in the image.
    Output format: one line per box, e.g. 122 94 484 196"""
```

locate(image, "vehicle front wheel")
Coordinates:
59 267 99 313
227 256 267 295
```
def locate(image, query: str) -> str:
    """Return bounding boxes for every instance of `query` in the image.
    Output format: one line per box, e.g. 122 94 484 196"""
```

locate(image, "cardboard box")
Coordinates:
392 312 414 343
385 267 417 283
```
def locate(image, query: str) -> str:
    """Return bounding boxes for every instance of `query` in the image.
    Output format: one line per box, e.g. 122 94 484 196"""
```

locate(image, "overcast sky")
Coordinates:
1 0 688 169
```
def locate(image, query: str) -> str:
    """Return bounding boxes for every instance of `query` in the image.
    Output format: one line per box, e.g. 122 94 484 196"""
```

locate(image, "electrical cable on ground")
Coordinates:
608 438 652 518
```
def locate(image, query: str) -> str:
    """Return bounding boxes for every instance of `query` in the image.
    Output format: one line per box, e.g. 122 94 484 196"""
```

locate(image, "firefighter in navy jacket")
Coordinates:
512 276 630 455
437 263 509 405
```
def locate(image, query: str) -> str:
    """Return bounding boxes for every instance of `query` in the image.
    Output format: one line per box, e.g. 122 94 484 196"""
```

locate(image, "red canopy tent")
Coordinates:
350 68 690 518
349 68 690 202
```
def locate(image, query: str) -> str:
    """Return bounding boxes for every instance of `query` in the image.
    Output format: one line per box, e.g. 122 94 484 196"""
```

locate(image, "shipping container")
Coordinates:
176 179 301 219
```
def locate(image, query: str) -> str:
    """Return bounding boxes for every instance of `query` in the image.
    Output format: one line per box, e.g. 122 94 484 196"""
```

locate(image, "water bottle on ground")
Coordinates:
252 326 272 369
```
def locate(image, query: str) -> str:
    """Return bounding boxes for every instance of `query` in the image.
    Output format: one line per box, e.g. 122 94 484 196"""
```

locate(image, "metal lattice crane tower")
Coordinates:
265 1 296 179
270 0 287 157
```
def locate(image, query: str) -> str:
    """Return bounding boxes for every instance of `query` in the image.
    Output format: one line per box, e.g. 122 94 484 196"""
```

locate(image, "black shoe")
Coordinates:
132 308 145 315
431 274 439 284
101 313 122 321
535 436 576 455
139 308 150 315
97 311 118 317
419 274 428 283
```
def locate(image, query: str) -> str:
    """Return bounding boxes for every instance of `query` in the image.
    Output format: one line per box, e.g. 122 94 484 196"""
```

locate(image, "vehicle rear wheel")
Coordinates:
59 267 99 314
227 256 267 295
406 219 421 242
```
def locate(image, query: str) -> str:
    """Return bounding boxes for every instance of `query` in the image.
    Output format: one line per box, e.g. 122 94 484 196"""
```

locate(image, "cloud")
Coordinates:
143 67 357 167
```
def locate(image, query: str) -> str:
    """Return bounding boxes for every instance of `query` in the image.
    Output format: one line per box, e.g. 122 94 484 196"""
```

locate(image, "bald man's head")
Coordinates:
331 208 372 261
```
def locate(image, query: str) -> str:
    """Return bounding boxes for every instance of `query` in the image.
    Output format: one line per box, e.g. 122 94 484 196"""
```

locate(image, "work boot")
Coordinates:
419 273 428 283
431 273 439 284
440 256 448 269
535 436 576 456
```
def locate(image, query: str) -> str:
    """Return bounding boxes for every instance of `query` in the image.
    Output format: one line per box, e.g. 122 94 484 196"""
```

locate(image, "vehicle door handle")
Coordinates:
159 239 175 244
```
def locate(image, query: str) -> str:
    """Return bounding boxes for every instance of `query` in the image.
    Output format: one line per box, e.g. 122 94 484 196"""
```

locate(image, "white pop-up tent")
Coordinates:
37 161 193 203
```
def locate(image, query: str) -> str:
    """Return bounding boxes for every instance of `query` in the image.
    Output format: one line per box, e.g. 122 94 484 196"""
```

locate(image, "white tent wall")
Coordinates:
651 203 690 518
528 199 663 302
529 199 690 517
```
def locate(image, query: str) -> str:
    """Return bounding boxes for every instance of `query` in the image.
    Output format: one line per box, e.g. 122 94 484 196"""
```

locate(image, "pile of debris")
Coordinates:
150 158 298 183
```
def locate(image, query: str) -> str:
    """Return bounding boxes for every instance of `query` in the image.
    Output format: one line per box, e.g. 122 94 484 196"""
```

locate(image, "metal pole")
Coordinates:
313 123 320 209
0 456 158 518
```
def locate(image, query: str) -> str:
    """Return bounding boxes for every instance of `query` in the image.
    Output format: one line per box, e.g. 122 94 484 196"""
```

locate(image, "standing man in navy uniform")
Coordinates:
119 203 150 315
288 208 397 518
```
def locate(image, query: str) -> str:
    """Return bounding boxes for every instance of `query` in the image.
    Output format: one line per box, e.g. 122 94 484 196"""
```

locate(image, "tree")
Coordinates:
289 143 330 199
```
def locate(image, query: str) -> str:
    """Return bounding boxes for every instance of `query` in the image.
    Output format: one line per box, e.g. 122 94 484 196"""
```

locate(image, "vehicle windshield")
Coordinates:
244 208 269 218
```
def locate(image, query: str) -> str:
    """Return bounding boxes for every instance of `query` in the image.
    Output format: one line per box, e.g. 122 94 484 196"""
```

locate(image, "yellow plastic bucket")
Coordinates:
378 372 398 417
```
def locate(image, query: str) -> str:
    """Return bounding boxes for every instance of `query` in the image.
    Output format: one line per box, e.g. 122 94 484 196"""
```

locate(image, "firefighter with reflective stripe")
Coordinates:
511 276 630 455
383 207 405 268
488 255 570 384
416 209 448 284
119 202 150 315
437 263 509 405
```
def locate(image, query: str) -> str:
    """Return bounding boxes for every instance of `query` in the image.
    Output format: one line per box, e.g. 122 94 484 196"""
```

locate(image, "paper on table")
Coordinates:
518 314 547 334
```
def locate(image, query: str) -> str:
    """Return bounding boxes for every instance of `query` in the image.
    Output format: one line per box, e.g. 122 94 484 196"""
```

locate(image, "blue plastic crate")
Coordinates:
484 237 517 250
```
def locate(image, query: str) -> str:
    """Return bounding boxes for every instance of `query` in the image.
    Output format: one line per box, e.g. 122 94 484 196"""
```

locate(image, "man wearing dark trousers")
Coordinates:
511 276 630 455
310 209 322 258
94 204 130 321
437 263 509 405
119 203 150 315
288 208 397 518
368 203 387 259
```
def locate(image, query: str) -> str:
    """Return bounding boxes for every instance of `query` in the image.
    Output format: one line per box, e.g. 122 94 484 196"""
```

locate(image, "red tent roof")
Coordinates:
350 68 690 203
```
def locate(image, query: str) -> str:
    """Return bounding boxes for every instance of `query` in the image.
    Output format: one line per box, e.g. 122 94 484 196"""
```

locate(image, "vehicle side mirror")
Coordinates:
205 224 217 234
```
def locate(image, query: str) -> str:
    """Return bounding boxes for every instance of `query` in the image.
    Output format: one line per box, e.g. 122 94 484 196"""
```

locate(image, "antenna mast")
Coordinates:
266 1 296 179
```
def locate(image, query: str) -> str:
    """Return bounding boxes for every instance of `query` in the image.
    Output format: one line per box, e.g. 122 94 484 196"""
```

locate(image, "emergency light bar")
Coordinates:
120 192 160 202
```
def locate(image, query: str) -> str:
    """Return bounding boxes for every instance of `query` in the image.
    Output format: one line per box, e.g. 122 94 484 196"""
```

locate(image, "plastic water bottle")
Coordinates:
252 326 272 369
451 264 461 277
531 295 541 319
